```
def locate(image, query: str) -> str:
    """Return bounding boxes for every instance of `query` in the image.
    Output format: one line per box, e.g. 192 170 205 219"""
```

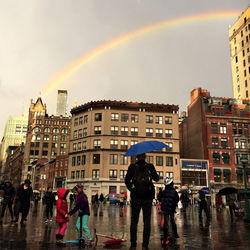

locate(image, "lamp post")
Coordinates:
240 156 250 221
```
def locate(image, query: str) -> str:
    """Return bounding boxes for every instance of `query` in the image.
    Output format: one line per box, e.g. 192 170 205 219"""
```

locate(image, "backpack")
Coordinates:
133 163 153 199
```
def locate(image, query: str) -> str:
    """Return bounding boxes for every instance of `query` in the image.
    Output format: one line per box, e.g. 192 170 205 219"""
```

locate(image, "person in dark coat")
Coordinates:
14 179 33 224
180 192 189 212
161 177 179 243
43 187 55 222
125 153 159 250
99 193 104 203
0 181 15 222
198 188 210 220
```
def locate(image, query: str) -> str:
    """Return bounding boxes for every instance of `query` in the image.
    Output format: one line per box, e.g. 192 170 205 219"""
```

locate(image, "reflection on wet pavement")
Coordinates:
0 204 249 249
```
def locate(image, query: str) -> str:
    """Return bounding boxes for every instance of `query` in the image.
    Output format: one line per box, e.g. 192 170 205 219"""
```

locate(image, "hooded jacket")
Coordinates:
69 193 90 216
43 191 55 206
161 185 179 213
56 188 69 223
2 182 15 202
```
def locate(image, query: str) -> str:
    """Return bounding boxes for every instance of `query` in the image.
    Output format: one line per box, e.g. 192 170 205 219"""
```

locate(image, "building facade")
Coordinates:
56 90 68 116
67 100 180 199
179 88 250 202
229 7 250 99
23 97 71 184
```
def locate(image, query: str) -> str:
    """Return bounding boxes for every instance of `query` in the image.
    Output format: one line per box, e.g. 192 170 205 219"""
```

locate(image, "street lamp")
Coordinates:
240 155 250 221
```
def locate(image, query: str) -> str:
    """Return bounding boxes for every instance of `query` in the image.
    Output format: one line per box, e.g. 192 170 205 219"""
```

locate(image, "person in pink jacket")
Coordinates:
56 188 69 245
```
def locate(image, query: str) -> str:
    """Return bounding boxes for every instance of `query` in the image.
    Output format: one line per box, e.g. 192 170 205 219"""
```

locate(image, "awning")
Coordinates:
223 169 231 174
213 153 220 158
236 169 243 174
222 153 230 159
214 169 221 175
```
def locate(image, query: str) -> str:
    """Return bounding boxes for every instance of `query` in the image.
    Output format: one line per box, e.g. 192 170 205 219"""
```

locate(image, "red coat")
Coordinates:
56 188 69 223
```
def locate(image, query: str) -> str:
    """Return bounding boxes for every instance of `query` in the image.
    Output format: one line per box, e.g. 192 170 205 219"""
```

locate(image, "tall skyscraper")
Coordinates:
229 7 250 99
56 90 68 116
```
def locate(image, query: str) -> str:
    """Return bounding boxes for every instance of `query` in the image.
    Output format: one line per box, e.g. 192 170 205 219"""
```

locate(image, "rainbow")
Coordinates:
41 10 240 95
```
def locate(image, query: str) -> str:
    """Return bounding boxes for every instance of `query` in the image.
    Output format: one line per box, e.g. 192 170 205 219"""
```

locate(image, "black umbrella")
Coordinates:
218 187 238 196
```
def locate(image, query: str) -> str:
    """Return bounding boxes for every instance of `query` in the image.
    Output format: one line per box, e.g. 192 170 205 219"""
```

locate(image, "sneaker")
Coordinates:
49 219 53 222
86 239 92 246
45 219 48 223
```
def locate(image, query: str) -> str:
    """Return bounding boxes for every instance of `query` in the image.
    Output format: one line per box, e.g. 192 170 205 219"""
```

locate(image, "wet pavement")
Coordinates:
0 203 249 250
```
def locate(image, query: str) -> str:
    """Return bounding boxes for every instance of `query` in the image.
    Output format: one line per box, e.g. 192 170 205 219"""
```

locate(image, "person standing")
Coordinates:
216 194 222 212
125 153 159 250
161 177 179 245
56 188 69 245
0 181 15 222
197 188 210 221
228 193 236 221
180 192 189 213
94 193 99 206
99 193 104 204
43 187 55 222
14 179 33 224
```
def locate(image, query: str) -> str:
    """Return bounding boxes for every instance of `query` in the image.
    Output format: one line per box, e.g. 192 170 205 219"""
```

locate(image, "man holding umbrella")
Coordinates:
125 153 159 250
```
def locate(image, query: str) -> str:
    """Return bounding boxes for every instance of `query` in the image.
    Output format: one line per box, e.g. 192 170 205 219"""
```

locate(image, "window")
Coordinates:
93 154 100 164
146 115 153 123
110 139 118 149
222 153 230 164
82 141 87 150
235 139 239 149
53 128 59 133
110 154 118 164
120 140 128 150
95 113 102 121
146 156 153 164
73 130 77 139
71 171 75 179
61 128 67 134
76 171 80 179
131 140 138 146
212 138 219 148
121 113 129 122
155 116 163 124
165 142 173 152
43 142 49 148
247 90 249 98
52 135 58 141
111 126 119 135
77 156 81 166
79 116 83 125
166 156 173 166
78 129 83 138
238 125 243 134
109 170 117 179
81 170 85 179
244 125 248 135
92 170 100 179
232 124 237 134
44 127 50 133
72 157 76 166
156 156 163 166
52 143 58 149
166 172 173 178
156 128 163 137
120 155 128 165
240 140 246 149
82 155 86 165
244 70 247 77
241 30 243 37
44 134 49 141
240 110 244 117
84 115 88 123
73 143 77 151
213 152 220 164
111 113 119 121
121 126 128 136
220 124 227 134
237 170 243 184
221 138 228 148
74 118 78 126
235 56 238 63
93 139 101 149
83 128 87 137
131 114 139 123
131 127 138 136
214 169 221 182
165 129 172 137
157 171 164 179
94 126 101 135
61 135 67 141
165 116 172 124
146 128 153 136
120 170 127 179
211 123 218 133
76 142 81 150
223 169 231 183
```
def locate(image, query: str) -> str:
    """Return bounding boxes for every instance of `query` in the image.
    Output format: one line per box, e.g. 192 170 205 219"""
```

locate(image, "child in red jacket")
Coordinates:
56 188 69 245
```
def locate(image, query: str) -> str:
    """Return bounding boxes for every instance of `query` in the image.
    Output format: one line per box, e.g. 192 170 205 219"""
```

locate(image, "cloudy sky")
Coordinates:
0 0 249 138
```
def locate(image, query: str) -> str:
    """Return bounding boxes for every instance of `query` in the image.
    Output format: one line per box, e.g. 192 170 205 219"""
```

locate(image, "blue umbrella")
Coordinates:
124 140 168 157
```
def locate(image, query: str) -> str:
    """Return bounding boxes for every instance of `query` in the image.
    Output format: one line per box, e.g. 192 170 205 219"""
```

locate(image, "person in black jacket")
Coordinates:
125 153 159 250
43 187 55 222
161 177 179 243
197 188 210 220
0 181 15 222
14 179 33 224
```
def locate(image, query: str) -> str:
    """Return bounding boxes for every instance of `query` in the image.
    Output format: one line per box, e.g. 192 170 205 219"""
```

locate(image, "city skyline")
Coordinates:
0 1 249 139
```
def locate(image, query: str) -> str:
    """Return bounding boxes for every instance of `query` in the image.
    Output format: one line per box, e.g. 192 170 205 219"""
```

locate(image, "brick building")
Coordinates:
179 88 250 202
68 100 180 199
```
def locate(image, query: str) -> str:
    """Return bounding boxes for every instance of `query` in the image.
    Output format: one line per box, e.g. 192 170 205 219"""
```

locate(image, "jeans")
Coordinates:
163 212 177 239
1 200 13 218
45 205 53 219
130 199 152 248
199 202 209 219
